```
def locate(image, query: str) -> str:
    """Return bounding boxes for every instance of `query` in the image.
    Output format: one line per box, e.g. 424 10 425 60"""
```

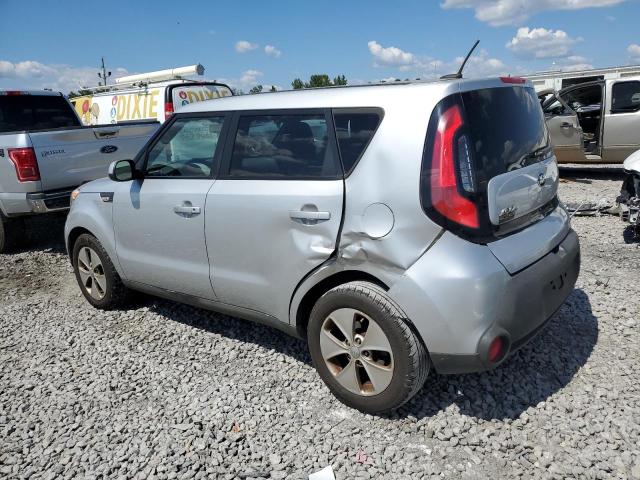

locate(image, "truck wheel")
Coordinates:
307 281 430 414
72 234 131 309
0 214 24 253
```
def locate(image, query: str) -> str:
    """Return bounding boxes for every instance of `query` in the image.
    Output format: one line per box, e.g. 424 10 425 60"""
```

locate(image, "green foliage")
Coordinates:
269 85 277 92
249 85 264 94
291 74 348 90
333 75 347 86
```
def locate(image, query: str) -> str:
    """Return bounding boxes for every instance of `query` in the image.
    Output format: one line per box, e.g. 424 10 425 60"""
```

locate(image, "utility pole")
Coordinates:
97 57 111 86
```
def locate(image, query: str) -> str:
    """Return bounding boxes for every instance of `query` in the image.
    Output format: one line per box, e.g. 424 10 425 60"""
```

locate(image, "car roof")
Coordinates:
0 89 62 96
180 77 528 113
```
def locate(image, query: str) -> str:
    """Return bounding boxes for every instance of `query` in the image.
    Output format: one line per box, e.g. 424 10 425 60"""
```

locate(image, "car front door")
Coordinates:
602 80 640 163
205 110 344 322
113 114 228 300
541 92 587 163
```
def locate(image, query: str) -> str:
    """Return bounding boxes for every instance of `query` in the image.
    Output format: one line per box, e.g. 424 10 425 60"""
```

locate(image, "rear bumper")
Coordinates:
0 189 73 216
388 228 580 375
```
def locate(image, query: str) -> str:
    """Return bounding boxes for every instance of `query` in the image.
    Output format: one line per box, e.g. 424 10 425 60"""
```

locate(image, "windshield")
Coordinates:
0 95 80 133
461 86 550 179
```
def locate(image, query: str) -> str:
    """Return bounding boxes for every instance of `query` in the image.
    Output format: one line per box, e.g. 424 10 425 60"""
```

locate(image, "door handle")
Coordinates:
94 128 120 139
560 122 573 129
174 205 201 216
289 210 331 221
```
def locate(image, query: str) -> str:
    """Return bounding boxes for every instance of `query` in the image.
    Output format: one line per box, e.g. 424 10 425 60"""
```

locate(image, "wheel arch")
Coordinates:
293 269 389 339
67 226 94 265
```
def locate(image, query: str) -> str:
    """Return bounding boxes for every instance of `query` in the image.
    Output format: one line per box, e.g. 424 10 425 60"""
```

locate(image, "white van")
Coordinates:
69 65 233 126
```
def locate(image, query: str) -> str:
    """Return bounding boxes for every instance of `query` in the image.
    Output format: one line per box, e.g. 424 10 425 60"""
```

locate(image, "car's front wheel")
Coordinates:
0 214 24 254
308 281 429 414
72 234 131 309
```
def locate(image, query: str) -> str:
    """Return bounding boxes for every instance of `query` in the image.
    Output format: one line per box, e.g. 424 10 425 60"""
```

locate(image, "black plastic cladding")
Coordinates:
420 93 496 244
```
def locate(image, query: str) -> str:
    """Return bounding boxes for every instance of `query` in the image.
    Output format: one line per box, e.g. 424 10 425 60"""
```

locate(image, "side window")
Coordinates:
333 110 382 174
542 95 571 116
228 113 340 178
611 81 640 113
145 116 224 178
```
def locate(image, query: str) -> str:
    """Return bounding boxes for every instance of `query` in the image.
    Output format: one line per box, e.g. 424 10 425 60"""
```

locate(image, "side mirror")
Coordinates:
108 159 137 182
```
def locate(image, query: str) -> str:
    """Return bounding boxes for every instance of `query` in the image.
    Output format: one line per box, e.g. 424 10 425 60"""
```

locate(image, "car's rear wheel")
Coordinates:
72 234 130 309
308 281 429 414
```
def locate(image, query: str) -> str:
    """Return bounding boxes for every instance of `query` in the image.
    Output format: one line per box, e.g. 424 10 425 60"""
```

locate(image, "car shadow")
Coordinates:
5 213 68 255
147 287 597 422
146 299 313 366
396 288 598 421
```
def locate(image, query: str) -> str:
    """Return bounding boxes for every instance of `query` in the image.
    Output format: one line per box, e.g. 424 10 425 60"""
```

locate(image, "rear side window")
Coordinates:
333 109 382 174
461 87 549 180
228 113 341 178
611 81 640 113
0 95 80 133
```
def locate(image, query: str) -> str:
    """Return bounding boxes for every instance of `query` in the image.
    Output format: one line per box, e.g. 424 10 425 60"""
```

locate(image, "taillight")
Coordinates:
164 102 174 119
8 148 40 182
500 76 526 84
429 104 479 229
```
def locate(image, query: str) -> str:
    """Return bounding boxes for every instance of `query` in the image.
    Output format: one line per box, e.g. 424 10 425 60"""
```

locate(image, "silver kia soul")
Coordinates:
65 77 580 413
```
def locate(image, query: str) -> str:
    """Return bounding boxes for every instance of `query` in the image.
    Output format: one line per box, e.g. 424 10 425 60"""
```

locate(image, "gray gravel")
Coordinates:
1 175 639 479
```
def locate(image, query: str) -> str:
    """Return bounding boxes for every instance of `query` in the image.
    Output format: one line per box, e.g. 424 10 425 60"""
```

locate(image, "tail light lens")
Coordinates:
426 101 479 229
8 148 40 182
164 102 174 119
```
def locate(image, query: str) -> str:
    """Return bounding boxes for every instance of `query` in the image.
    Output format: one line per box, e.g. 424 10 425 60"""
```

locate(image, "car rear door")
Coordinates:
602 80 640 163
205 110 344 322
113 114 228 300
540 91 587 163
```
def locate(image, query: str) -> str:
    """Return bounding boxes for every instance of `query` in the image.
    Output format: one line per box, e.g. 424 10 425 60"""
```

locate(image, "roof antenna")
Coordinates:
441 40 480 80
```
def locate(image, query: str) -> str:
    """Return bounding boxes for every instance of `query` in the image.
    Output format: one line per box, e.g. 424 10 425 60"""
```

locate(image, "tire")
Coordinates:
308 281 430 414
72 234 131 309
0 213 24 254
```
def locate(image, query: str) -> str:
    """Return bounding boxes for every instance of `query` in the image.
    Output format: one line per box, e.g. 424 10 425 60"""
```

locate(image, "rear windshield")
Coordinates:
461 87 549 178
0 95 80 133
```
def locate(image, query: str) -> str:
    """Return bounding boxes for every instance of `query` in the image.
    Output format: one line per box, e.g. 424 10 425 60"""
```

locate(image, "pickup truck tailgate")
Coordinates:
29 123 158 191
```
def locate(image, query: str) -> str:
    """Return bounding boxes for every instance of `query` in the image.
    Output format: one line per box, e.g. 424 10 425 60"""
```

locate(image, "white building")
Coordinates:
524 64 640 91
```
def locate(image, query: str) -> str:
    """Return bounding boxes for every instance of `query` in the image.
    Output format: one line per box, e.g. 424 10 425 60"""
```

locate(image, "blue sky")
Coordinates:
1 0 639 93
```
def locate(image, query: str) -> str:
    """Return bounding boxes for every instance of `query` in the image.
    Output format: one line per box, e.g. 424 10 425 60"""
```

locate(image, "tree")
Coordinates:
333 75 347 86
269 85 277 92
68 89 93 99
249 85 263 94
291 74 348 90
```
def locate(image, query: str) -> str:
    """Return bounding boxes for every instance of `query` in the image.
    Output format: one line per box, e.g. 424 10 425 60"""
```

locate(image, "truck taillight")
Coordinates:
164 102 174 119
429 104 479 229
8 148 40 182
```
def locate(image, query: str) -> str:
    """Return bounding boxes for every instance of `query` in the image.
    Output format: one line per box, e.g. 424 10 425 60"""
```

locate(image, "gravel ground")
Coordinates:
1 174 639 480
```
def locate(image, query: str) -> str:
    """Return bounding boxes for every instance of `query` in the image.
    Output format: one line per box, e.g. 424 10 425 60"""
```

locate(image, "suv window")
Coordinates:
611 81 640 113
333 110 382 174
0 94 80 133
145 116 224 178
228 114 340 178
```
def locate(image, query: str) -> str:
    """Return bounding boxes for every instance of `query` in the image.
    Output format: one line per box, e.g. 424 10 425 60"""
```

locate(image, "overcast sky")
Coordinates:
1 0 639 93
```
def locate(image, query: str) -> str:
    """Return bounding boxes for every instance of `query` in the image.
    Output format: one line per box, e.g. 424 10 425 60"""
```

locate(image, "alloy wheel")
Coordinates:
77 247 107 300
319 308 394 396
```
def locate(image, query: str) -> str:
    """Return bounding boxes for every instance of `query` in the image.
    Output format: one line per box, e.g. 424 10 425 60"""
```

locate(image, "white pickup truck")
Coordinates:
0 89 159 252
